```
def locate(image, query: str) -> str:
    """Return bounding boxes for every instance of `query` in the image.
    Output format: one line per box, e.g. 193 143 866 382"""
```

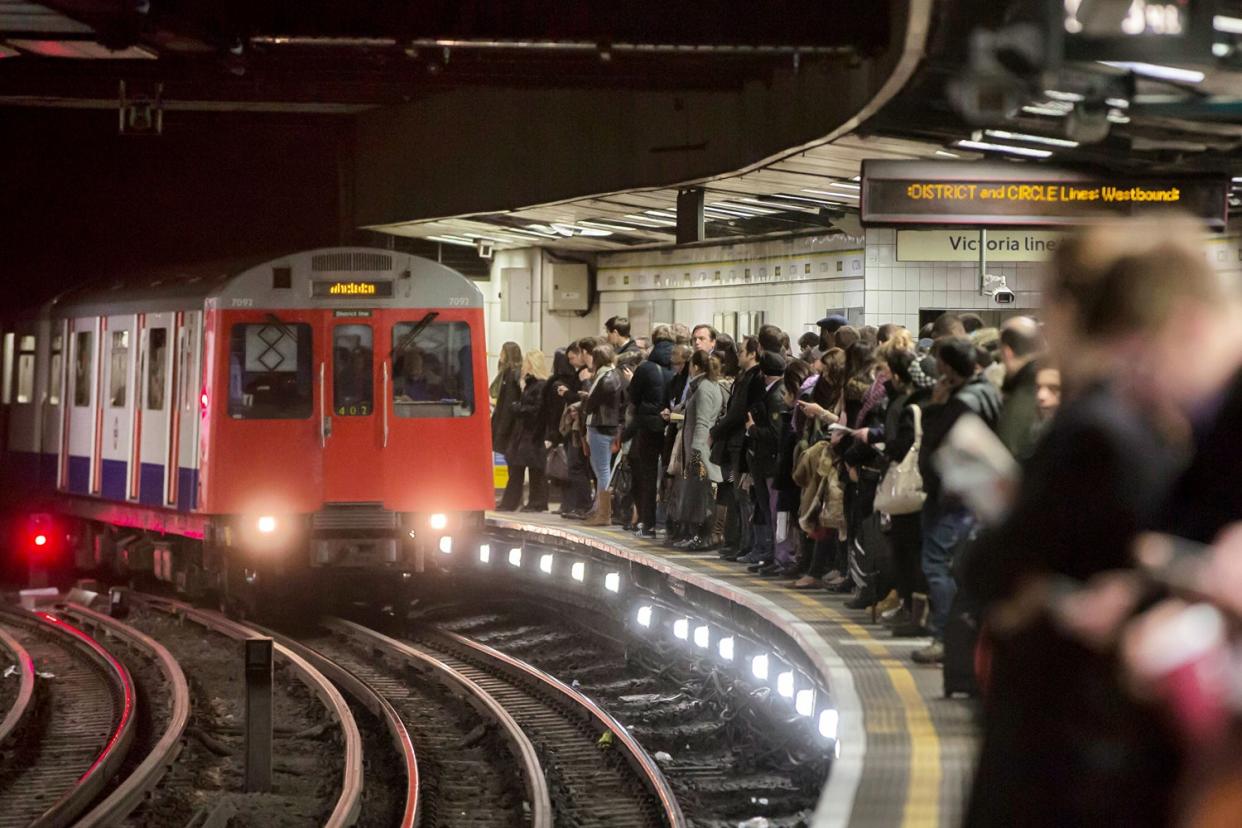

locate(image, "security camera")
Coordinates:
983 273 1016 305
475 239 494 260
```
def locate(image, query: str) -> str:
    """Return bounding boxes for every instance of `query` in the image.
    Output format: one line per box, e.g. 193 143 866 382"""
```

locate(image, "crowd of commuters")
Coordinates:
487 217 1242 825
491 309 1062 666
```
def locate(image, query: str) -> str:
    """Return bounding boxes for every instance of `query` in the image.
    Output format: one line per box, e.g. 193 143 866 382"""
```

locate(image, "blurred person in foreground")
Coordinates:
963 215 1242 827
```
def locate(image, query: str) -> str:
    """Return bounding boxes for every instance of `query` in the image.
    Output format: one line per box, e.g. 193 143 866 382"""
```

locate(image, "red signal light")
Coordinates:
33 534 47 547
200 388 209 417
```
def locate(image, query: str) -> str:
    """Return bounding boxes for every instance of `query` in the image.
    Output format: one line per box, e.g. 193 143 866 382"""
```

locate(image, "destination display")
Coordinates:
861 161 1228 228
311 280 395 298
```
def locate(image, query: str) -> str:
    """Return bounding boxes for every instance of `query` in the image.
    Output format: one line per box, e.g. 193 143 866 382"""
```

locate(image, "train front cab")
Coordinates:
200 264 493 582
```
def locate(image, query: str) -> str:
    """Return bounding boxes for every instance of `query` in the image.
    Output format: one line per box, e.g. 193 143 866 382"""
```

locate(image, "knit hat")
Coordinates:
759 351 786 377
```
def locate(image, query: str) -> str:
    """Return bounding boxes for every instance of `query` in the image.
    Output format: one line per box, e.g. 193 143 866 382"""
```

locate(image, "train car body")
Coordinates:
1 248 491 597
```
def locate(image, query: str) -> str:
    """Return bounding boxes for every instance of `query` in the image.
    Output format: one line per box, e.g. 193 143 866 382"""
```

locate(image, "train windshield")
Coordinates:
228 322 313 419
333 324 373 416
391 320 474 418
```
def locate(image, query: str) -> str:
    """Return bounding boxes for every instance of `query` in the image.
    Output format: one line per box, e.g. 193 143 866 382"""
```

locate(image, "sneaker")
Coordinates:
736 551 766 564
636 527 657 539
520 504 547 513
826 579 855 594
912 641 945 664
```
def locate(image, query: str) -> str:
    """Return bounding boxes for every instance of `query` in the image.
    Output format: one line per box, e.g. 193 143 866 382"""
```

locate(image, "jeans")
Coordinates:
631 429 662 529
921 505 974 639
587 427 615 499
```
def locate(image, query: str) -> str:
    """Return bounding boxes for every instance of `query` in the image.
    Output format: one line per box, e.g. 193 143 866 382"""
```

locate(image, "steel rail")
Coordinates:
127 592 364 828
0 624 35 747
248 621 419 828
323 616 553 828
433 627 686 828
57 602 192 827
0 603 136 828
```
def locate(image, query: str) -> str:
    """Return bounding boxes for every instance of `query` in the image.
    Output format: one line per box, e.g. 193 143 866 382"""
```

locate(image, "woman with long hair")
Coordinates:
583 344 622 526
490 342 523 497
675 350 725 550
496 350 551 512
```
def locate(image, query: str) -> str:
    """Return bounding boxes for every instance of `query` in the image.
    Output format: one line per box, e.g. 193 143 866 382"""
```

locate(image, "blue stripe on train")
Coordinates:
100 459 127 501
67 455 90 494
139 463 164 506
177 467 197 512
61 455 196 511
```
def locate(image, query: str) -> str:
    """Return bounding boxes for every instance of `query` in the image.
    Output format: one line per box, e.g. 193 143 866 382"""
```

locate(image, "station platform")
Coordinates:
488 511 980 828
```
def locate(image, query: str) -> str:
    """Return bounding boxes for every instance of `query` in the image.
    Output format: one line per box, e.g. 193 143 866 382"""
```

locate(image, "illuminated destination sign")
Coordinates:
861 161 1228 228
311 280 395 298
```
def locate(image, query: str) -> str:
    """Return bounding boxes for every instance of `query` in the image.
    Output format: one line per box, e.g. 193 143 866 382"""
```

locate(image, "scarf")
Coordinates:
855 376 888 426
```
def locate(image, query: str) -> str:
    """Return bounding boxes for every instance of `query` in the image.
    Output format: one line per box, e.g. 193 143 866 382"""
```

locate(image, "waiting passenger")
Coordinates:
490 342 522 457
583 344 622 527
674 350 725 550
496 351 551 513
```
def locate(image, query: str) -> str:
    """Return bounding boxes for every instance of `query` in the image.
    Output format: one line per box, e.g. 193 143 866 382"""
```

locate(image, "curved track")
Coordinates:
0 605 134 828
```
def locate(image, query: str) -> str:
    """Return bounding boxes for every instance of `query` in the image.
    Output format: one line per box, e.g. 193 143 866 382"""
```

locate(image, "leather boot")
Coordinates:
584 491 612 527
710 504 728 547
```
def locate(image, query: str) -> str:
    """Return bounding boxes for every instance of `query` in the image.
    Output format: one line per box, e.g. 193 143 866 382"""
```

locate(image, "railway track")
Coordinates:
0 604 136 827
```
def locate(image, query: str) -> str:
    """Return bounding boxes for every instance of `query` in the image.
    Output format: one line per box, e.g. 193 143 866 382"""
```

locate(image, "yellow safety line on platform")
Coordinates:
689 555 943 828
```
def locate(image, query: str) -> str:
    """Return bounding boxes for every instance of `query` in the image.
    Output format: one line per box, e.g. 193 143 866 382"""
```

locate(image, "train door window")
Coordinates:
228 322 313 419
146 328 167 411
15 335 36 404
391 320 474 418
48 335 62 406
2 332 13 404
110 330 129 407
332 324 372 416
74 331 93 407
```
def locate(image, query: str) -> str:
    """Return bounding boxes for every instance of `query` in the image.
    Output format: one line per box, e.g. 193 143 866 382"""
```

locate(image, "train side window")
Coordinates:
110 330 129 407
74 331 93 407
391 320 474 419
48 335 62 406
15 335 36 404
228 322 313 419
332 324 372 416
2 332 13 404
146 328 167 411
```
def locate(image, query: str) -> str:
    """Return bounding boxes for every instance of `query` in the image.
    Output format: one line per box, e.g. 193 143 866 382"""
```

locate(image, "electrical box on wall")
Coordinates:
501 267 534 322
547 263 590 312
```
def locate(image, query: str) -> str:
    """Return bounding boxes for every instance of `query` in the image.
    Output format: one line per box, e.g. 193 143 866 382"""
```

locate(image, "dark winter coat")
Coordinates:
490 368 521 451
542 350 579 446
919 374 1002 508
622 340 674 441
505 375 548 469
746 378 787 479
995 359 1041 462
710 364 760 468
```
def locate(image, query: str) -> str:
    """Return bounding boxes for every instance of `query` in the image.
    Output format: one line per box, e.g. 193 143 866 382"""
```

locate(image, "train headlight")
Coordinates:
429 513 448 530
256 516 278 534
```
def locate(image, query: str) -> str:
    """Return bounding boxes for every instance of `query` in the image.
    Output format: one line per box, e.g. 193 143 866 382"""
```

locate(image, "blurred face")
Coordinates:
671 352 687 373
1035 368 1062 420
739 348 757 370
606 329 622 347
567 349 584 369
692 327 716 353
586 353 596 371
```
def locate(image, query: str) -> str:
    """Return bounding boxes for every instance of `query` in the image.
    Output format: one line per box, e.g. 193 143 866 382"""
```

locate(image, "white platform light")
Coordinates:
718 637 735 661
796 689 815 717
604 572 621 593
777 671 795 698
438 536 452 554
636 605 653 627
1216 14 1242 33
508 547 522 567
955 140 1053 159
571 561 586 582
983 129 1079 148
694 625 710 649
673 618 689 640
752 654 769 680
479 544 491 563
819 709 839 741
429 513 448 530
539 553 554 574
1100 61 1205 84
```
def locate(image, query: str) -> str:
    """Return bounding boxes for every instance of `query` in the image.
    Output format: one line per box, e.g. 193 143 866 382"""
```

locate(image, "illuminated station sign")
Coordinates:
861 161 1229 228
311 279 395 298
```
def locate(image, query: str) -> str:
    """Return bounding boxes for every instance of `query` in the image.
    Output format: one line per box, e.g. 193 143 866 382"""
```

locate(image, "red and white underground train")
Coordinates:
0 247 493 601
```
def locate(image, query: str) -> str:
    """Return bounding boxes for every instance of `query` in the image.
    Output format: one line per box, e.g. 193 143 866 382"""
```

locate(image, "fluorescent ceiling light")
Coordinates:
1100 61 1205 84
1214 14 1242 34
823 181 860 191
1213 42 1231 57
1022 105 1071 117
1105 97 1130 109
984 129 1079 147
426 236 477 247
955 140 1053 159
712 201 777 215
1044 89 1085 102
934 149 961 157
801 188 859 199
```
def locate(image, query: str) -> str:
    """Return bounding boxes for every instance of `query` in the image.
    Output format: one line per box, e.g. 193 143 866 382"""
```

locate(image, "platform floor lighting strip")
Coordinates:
752 654 769 680
796 689 815 717
673 618 689 640
983 129 1079 148
1044 89 1085 102
719 636 735 661
693 625 710 649
777 671 795 698
819 708 839 741
636 605 653 627
1100 61 1205 84
954 140 1052 159
604 572 621 593
571 561 585 582
508 547 522 567
479 544 491 563
539 553 554 574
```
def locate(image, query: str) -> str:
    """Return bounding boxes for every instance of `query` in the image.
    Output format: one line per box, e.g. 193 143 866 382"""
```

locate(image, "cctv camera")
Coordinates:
475 239 494 260
983 273 1016 305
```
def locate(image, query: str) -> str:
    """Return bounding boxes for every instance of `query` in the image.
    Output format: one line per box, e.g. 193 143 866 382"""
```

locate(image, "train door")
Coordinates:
62 317 100 495
320 312 383 502
40 322 66 488
168 311 201 511
99 315 137 501
136 314 173 505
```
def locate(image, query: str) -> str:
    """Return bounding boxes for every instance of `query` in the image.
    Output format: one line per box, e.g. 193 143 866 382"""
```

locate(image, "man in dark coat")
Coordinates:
740 351 787 566
711 337 762 558
622 326 675 537
994 317 1045 462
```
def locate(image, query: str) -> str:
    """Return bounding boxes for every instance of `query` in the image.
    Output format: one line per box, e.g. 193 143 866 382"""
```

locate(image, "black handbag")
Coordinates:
546 445 569 481
610 451 634 499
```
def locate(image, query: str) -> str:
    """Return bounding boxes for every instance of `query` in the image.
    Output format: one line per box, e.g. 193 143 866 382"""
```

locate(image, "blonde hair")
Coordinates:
522 349 551 381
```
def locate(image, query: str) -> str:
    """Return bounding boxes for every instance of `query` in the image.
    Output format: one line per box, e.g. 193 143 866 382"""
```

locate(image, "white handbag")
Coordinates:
874 404 926 516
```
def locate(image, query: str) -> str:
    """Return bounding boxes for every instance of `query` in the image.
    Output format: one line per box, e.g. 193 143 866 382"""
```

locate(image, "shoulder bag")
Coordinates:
874 403 926 516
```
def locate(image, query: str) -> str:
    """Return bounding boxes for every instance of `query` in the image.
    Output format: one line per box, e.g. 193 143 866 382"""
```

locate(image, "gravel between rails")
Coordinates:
118 604 344 827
